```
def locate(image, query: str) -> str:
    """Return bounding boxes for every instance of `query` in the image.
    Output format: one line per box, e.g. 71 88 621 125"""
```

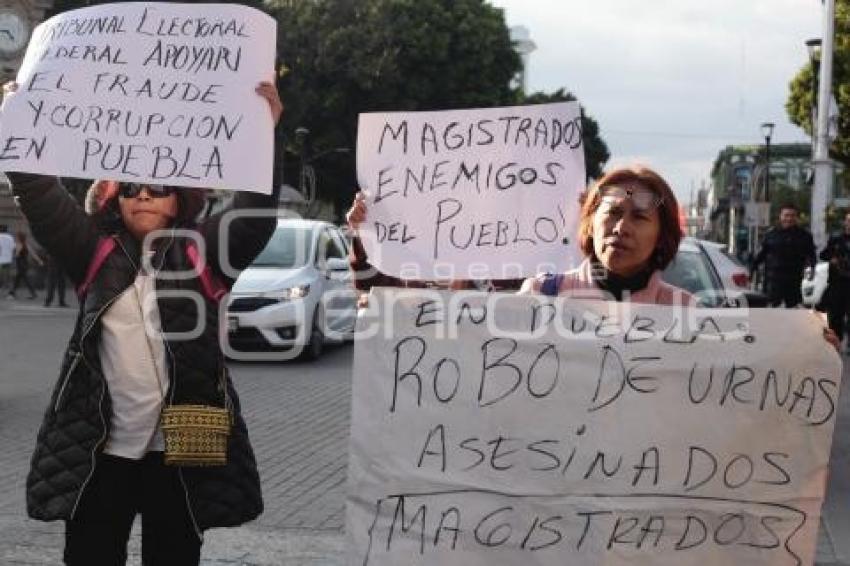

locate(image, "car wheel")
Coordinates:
303 308 324 360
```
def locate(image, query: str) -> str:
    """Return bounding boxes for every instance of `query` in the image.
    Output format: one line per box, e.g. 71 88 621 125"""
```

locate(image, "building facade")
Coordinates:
707 143 845 259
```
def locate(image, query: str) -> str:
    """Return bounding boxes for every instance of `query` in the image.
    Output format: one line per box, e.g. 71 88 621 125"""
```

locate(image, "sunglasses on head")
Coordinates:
119 183 175 199
598 185 663 212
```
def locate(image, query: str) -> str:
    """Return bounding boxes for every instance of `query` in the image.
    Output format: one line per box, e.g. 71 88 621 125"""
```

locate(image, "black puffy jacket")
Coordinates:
9 172 278 534
751 225 816 283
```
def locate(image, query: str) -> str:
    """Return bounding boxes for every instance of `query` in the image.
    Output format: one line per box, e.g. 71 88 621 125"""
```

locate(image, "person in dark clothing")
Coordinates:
819 211 850 341
7 230 42 299
2 80 282 566
750 203 816 308
42 252 68 307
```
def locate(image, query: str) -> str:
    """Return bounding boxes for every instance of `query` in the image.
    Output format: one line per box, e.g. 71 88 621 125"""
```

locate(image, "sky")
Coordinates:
490 0 824 205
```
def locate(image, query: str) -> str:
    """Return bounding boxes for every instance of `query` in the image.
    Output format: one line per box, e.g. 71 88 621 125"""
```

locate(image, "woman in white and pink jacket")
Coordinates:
520 165 692 305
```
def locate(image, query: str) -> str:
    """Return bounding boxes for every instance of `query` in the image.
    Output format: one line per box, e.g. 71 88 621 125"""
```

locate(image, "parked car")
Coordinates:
802 262 829 308
662 237 768 307
225 219 357 360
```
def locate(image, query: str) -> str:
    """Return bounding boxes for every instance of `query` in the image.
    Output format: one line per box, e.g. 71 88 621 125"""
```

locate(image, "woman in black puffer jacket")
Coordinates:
3 81 282 566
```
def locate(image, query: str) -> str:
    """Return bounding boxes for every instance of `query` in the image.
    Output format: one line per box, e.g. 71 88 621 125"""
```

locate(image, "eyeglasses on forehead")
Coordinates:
598 185 663 212
119 183 175 199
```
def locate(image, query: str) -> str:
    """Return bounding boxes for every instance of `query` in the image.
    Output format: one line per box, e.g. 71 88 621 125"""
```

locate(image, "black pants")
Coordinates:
826 282 850 340
766 277 803 308
44 261 67 306
8 265 35 297
64 453 201 566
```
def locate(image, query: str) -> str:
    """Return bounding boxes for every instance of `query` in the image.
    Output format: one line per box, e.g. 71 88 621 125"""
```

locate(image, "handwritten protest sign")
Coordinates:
346 289 842 566
0 2 276 193
356 103 586 280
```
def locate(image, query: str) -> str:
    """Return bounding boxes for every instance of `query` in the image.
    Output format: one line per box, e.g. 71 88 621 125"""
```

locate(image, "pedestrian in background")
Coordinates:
42 252 67 307
0 225 14 289
7 230 42 300
819 211 850 348
750 203 816 308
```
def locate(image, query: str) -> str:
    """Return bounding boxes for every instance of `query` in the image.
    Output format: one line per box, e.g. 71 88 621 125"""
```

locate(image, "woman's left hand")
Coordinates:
256 81 283 126
823 327 840 352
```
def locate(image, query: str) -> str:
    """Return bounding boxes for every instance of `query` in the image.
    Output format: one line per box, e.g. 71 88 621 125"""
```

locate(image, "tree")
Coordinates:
270 0 524 217
522 89 610 180
786 0 850 166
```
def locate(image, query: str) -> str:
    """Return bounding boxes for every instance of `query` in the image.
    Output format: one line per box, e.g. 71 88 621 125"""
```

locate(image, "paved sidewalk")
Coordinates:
0 516 345 565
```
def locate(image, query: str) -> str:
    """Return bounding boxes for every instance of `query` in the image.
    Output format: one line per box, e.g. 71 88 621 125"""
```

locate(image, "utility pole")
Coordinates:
812 0 835 251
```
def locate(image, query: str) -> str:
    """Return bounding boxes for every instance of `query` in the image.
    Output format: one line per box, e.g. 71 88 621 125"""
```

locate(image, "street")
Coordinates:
0 296 849 565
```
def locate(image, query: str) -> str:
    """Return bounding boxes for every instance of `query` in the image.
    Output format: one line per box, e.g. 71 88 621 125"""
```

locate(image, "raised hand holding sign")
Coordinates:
0 2 277 193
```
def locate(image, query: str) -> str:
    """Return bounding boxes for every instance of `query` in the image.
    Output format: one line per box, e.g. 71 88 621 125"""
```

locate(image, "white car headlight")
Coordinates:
288 284 310 299
251 285 310 302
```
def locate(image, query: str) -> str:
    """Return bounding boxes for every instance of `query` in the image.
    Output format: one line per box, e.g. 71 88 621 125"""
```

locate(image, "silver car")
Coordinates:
662 237 768 307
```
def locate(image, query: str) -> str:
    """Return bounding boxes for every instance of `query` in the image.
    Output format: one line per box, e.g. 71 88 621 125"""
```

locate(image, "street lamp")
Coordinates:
760 122 775 202
806 37 822 65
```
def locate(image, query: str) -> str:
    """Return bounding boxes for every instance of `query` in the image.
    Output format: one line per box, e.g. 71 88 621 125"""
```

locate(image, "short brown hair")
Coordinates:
577 165 682 270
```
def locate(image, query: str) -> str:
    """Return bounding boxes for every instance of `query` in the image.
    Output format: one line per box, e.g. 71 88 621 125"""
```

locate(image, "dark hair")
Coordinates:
779 203 799 213
577 165 682 271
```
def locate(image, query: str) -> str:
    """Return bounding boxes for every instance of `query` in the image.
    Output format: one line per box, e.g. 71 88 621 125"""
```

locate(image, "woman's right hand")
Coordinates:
346 190 367 232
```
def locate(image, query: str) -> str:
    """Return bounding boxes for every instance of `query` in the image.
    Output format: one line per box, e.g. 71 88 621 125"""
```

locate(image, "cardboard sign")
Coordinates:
0 2 277 193
346 289 842 566
356 103 586 280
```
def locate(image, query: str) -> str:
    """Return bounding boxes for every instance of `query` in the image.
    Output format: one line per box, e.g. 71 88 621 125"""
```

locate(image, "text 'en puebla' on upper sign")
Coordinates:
0 2 278 194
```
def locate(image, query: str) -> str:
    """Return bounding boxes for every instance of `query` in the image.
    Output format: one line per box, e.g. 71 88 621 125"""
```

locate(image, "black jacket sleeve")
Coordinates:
199 185 281 286
820 235 838 262
805 231 817 269
6 172 100 285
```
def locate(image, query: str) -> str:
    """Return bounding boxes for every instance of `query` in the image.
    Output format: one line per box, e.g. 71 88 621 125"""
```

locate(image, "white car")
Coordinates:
225 219 357 360
662 237 767 307
802 262 829 307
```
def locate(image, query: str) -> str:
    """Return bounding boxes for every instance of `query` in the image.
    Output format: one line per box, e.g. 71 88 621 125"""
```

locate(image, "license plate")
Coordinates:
227 316 239 332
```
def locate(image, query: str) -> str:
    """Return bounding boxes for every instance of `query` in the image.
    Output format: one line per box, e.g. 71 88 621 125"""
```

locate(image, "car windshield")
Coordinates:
662 250 722 307
250 225 313 268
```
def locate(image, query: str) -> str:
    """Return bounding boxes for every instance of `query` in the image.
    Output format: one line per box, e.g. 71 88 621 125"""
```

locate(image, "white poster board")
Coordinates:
0 2 277 193
356 103 586 280
346 289 842 566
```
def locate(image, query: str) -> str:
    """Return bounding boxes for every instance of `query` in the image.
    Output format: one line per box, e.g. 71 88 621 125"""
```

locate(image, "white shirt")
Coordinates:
100 267 170 459
0 233 14 265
